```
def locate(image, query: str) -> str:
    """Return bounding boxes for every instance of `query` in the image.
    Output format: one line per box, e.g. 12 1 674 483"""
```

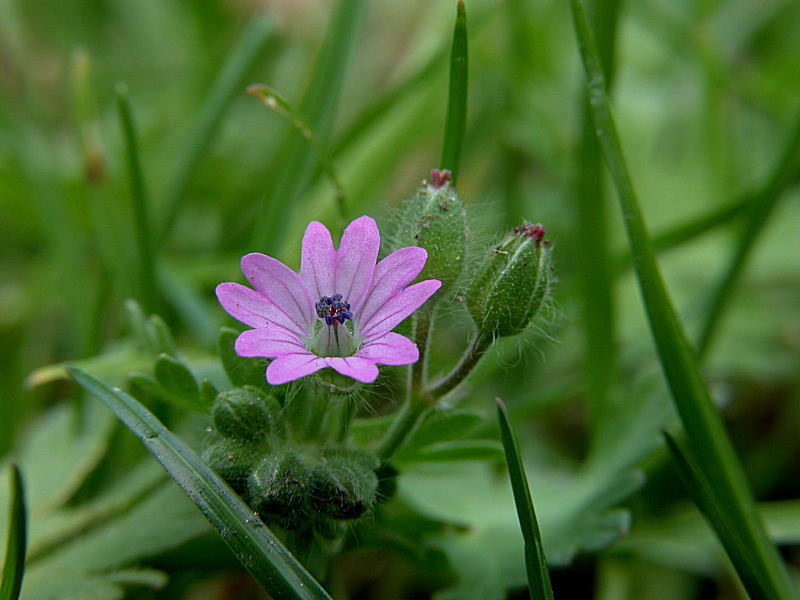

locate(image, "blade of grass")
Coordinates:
573 0 622 454
250 0 365 251
662 431 765 593
158 17 274 246
696 109 800 358
568 1 798 598
440 1 468 183
248 84 347 226
330 2 496 159
0 464 26 600
67 367 333 600
116 83 158 315
495 398 554 600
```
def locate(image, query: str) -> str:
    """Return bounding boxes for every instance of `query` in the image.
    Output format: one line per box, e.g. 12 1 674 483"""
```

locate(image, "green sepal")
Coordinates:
315 368 360 394
468 222 552 337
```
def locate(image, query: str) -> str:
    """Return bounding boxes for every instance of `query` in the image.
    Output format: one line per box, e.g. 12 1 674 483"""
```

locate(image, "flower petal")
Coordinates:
241 253 314 332
235 328 307 358
360 279 442 342
356 332 419 365
300 221 335 299
334 215 380 311
266 353 327 385
357 246 429 328
325 356 379 383
216 282 303 336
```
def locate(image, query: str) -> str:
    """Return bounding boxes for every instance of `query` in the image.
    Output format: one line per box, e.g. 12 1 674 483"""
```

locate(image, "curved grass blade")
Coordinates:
568 1 798 598
495 399 554 600
0 464 26 600
248 84 346 225
250 0 365 251
116 83 158 315
158 17 274 246
67 367 333 600
440 0 468 183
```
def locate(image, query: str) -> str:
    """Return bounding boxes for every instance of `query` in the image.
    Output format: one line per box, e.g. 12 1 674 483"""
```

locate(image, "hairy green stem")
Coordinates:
375 305 434 461
425 332 490 400
374 394 428 462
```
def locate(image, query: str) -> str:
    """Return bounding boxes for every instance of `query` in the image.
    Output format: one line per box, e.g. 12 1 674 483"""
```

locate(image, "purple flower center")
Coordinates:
315 294 354 327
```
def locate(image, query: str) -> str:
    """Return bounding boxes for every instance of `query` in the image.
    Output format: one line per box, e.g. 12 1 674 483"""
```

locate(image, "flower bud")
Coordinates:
308 449 379 520
202 434 263 494
467 222 552 337
396 170 467 296
247 451 311 529
212 386 276 442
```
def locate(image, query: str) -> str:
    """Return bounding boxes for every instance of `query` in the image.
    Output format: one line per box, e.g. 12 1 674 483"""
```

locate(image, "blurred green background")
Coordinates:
1 0 799 597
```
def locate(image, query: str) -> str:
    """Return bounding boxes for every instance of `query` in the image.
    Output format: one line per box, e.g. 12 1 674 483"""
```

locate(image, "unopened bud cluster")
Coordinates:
203 385 381 534
467 221 552 337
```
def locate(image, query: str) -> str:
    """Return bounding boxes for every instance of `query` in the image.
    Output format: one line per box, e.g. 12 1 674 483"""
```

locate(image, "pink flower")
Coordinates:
216 216 441 385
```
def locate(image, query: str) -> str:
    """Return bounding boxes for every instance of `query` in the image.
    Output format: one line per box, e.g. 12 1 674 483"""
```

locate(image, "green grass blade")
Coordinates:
158 17 274 246
568 1 798 598
116 82 158 314
0 464 26 600
67 367 334 600
696 109 800 358
662 431 765 595
573 0 622 454
248 84 347 225
495 399 554 600
440 1 468 183
250 0 365 251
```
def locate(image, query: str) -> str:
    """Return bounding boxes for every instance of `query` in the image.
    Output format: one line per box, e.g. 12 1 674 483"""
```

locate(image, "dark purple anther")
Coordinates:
316 294 354 327
430 169 452 189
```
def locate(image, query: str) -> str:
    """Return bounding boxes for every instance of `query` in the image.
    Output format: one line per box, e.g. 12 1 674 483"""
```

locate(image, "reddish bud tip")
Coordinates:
515 222 546 246
430 169 452 189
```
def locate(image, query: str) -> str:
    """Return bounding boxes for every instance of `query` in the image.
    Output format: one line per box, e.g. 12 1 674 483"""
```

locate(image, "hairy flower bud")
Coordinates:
308 449 379 520
395 170 467 296
202 435 263 494
467 222 552 337
247 451 311 529
212 386 276 442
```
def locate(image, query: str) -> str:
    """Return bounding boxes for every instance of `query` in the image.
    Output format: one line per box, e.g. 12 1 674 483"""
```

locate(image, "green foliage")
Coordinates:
3 0 800 598
68 368 334 600
440 1 468 182
496 399 554 600
0 401 209 600
1 465 26 600
569 0 798 596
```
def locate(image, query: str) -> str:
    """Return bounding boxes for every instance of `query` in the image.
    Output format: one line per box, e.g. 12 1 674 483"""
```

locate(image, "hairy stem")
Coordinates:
425 332 490 400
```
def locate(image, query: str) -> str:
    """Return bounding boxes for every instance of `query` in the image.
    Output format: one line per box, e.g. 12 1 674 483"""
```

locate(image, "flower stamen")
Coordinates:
315 294 353 327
